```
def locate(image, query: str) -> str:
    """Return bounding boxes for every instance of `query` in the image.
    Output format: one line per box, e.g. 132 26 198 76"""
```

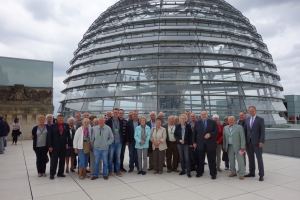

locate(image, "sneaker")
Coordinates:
38 173 42 177
116 172 122 177
225 167 229 170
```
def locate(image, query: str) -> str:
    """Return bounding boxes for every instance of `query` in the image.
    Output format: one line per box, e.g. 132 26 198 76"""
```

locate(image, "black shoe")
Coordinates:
259 176 264 181
114 170 117 173
121 168 127 172
244 174 255 177
50 175 54 180
196 174 202 178
211 176 216 180
137 171 143 175
57 174 66 177
204 162 207 165
179 172 186 175
187 174 191 178
142 171 146 175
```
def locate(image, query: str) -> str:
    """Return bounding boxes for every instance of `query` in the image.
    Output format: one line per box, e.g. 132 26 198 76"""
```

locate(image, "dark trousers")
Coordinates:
12 135 18 144
247 141 264 177
50 148 66 176
120 141 126 169
153 148 165 172
35 146 48 173
197 144 217 176
129 141 138 170
166 142 179 170
177 144 190 174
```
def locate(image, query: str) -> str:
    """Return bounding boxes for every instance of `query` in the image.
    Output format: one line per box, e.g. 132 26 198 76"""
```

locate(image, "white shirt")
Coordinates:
228 125 234 145
168 124 176 142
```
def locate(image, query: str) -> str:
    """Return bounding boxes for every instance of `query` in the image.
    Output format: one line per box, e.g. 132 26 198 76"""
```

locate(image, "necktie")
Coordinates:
203 120 207 130
250 117 254 129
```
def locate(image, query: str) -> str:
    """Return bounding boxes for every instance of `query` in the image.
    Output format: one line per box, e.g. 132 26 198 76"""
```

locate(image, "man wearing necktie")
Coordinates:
244 106 265 181
193 111 218 179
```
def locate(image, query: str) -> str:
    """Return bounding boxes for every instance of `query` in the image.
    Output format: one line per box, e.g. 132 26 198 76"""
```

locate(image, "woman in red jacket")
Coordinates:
212 114 224 172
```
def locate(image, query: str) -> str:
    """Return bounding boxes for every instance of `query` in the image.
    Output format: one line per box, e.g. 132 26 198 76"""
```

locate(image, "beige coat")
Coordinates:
151 126 167 151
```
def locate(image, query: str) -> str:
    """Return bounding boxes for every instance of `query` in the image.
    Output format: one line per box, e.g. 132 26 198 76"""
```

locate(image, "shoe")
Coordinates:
50 175 54 180
244 174 255 177
79 175 84 179
153 171 158 174
114 170 117 173
116 172 122 177
259 176 264 181
128 169 133 173
91 176 98 180
86 169 91 173
163 164 166 167
57 174 66 177
211 176 216 180
38 173 42 177
103 176 108 180
204 162 207 165
137 171 143 175
225 167 229 170
158 171 162 174
173 169 180 172
239 176 244 180
148 167 153 171
142 171 146 175
121 168 127 172
70 168 75 173
42 173 46 177
229 173 237 177
179 172 186 175
187 174 191 178
167 169 172 173
217 168 222 172
108 172 112 176
196 174 202 178
66 169 69 173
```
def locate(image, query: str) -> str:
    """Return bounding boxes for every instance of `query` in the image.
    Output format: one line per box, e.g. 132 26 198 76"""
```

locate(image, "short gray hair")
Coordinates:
46 114 53 118
67 117 75 123
228 116 235 121
212 114 219 119
224 116 229 120
168 115 174 120
158 112 165 116
149 111 157 116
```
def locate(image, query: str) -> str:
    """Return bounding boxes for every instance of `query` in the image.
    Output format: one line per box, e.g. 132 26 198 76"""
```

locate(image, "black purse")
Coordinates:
222 151 229 161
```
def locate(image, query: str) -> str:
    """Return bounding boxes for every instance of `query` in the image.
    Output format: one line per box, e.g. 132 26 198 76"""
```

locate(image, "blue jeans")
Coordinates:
93 148 108 177
177 144 190 174
78 149 90 169
108 142 122 172
129 141 139 170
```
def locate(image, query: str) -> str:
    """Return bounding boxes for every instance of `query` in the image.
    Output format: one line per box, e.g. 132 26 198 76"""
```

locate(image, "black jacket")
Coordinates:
174 124 193 146
47 123 72 151
126 119 140 144
32 125 49 151
193 119 218 151
146 120 155 153
105 117 124 143
0 120 8 137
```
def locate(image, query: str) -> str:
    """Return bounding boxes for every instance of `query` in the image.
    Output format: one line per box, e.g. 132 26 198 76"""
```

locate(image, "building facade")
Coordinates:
0 56 54 139
59 0 286 124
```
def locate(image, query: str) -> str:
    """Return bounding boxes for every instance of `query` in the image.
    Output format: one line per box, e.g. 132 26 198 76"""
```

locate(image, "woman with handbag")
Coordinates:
73 118 91 179
31 115 49 177
151 118 167 174
11 118 21 145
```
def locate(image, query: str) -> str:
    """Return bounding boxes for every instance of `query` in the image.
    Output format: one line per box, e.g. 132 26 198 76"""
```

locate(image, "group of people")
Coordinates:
28 105 265 182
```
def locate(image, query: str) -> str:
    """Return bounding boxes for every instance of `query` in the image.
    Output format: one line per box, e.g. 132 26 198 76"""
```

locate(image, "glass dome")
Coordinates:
59 0 286 125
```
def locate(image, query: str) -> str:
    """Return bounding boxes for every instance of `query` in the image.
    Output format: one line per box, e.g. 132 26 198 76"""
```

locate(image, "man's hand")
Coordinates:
67 146 71 149
204 133 211 139
31 135 34 139
74 148 78 154
126 142 129 146
223 148 226 152
49 147 53 152
193 143 197 149
179 140 185 145
241 148 246 151
259 142 264 148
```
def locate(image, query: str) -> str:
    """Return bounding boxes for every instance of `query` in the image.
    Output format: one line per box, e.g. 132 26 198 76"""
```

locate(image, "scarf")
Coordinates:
141 125 146 141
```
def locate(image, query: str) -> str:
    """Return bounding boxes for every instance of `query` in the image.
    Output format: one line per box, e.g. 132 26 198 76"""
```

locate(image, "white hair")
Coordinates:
158 112 165 116
67 117 75 123
149 111 157 116
168 115 174 119
82 118 90 124
228 116 235 120
212 114 219 119
46 114 53 118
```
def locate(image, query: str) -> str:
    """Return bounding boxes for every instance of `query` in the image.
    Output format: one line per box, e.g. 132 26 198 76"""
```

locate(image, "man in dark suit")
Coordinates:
126 110 140 172
193 111 218 179
244 106 265 181
48 114 72 180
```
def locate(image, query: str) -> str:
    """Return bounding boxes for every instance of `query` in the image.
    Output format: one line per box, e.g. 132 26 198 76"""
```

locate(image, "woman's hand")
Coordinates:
31 135 34 139
74 148 78 154
179 140 184 144
139 141 145 146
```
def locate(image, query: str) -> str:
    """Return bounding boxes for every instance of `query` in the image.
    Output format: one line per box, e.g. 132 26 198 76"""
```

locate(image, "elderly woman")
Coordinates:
151 118 167 174
31 115 49 177
11 118 21 145
65 117 76 173
174 114 193 178
73 118 91 179
93 118 99 127
134 116 151 175
212 114 224 172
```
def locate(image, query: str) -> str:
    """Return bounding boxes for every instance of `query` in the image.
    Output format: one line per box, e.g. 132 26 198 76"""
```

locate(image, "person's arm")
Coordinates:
107 128 114 145
217 125 223 144
66 126 72 148
47 125 53 151
160 128 166 143
73 129 79 149
222 129 227 151
126 122 130 143
188 126 193 146
146 128 151 143
90 128 94 148
260 118 265 143
240 126 246 150
174 126 180 143
134 127 141 144
31 126 36 140
210 120 218 136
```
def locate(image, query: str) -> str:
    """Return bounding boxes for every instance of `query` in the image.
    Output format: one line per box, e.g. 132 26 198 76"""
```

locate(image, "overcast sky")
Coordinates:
0 0 299 115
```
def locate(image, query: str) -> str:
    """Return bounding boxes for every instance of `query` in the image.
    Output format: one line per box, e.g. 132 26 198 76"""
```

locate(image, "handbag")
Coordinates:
83 141 91 154
222 151 229 161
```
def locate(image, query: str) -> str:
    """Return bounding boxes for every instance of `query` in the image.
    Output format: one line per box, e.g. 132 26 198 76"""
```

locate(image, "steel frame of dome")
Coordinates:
59 0 286 124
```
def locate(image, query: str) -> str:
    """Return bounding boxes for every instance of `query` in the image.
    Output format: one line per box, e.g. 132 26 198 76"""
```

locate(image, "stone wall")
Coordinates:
0 84 54 140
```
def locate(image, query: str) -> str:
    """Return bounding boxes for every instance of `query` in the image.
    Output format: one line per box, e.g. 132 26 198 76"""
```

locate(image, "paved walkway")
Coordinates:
1 140 300 200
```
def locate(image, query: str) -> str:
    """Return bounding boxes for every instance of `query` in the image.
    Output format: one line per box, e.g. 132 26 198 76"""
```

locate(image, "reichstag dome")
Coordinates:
59 0 286 124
